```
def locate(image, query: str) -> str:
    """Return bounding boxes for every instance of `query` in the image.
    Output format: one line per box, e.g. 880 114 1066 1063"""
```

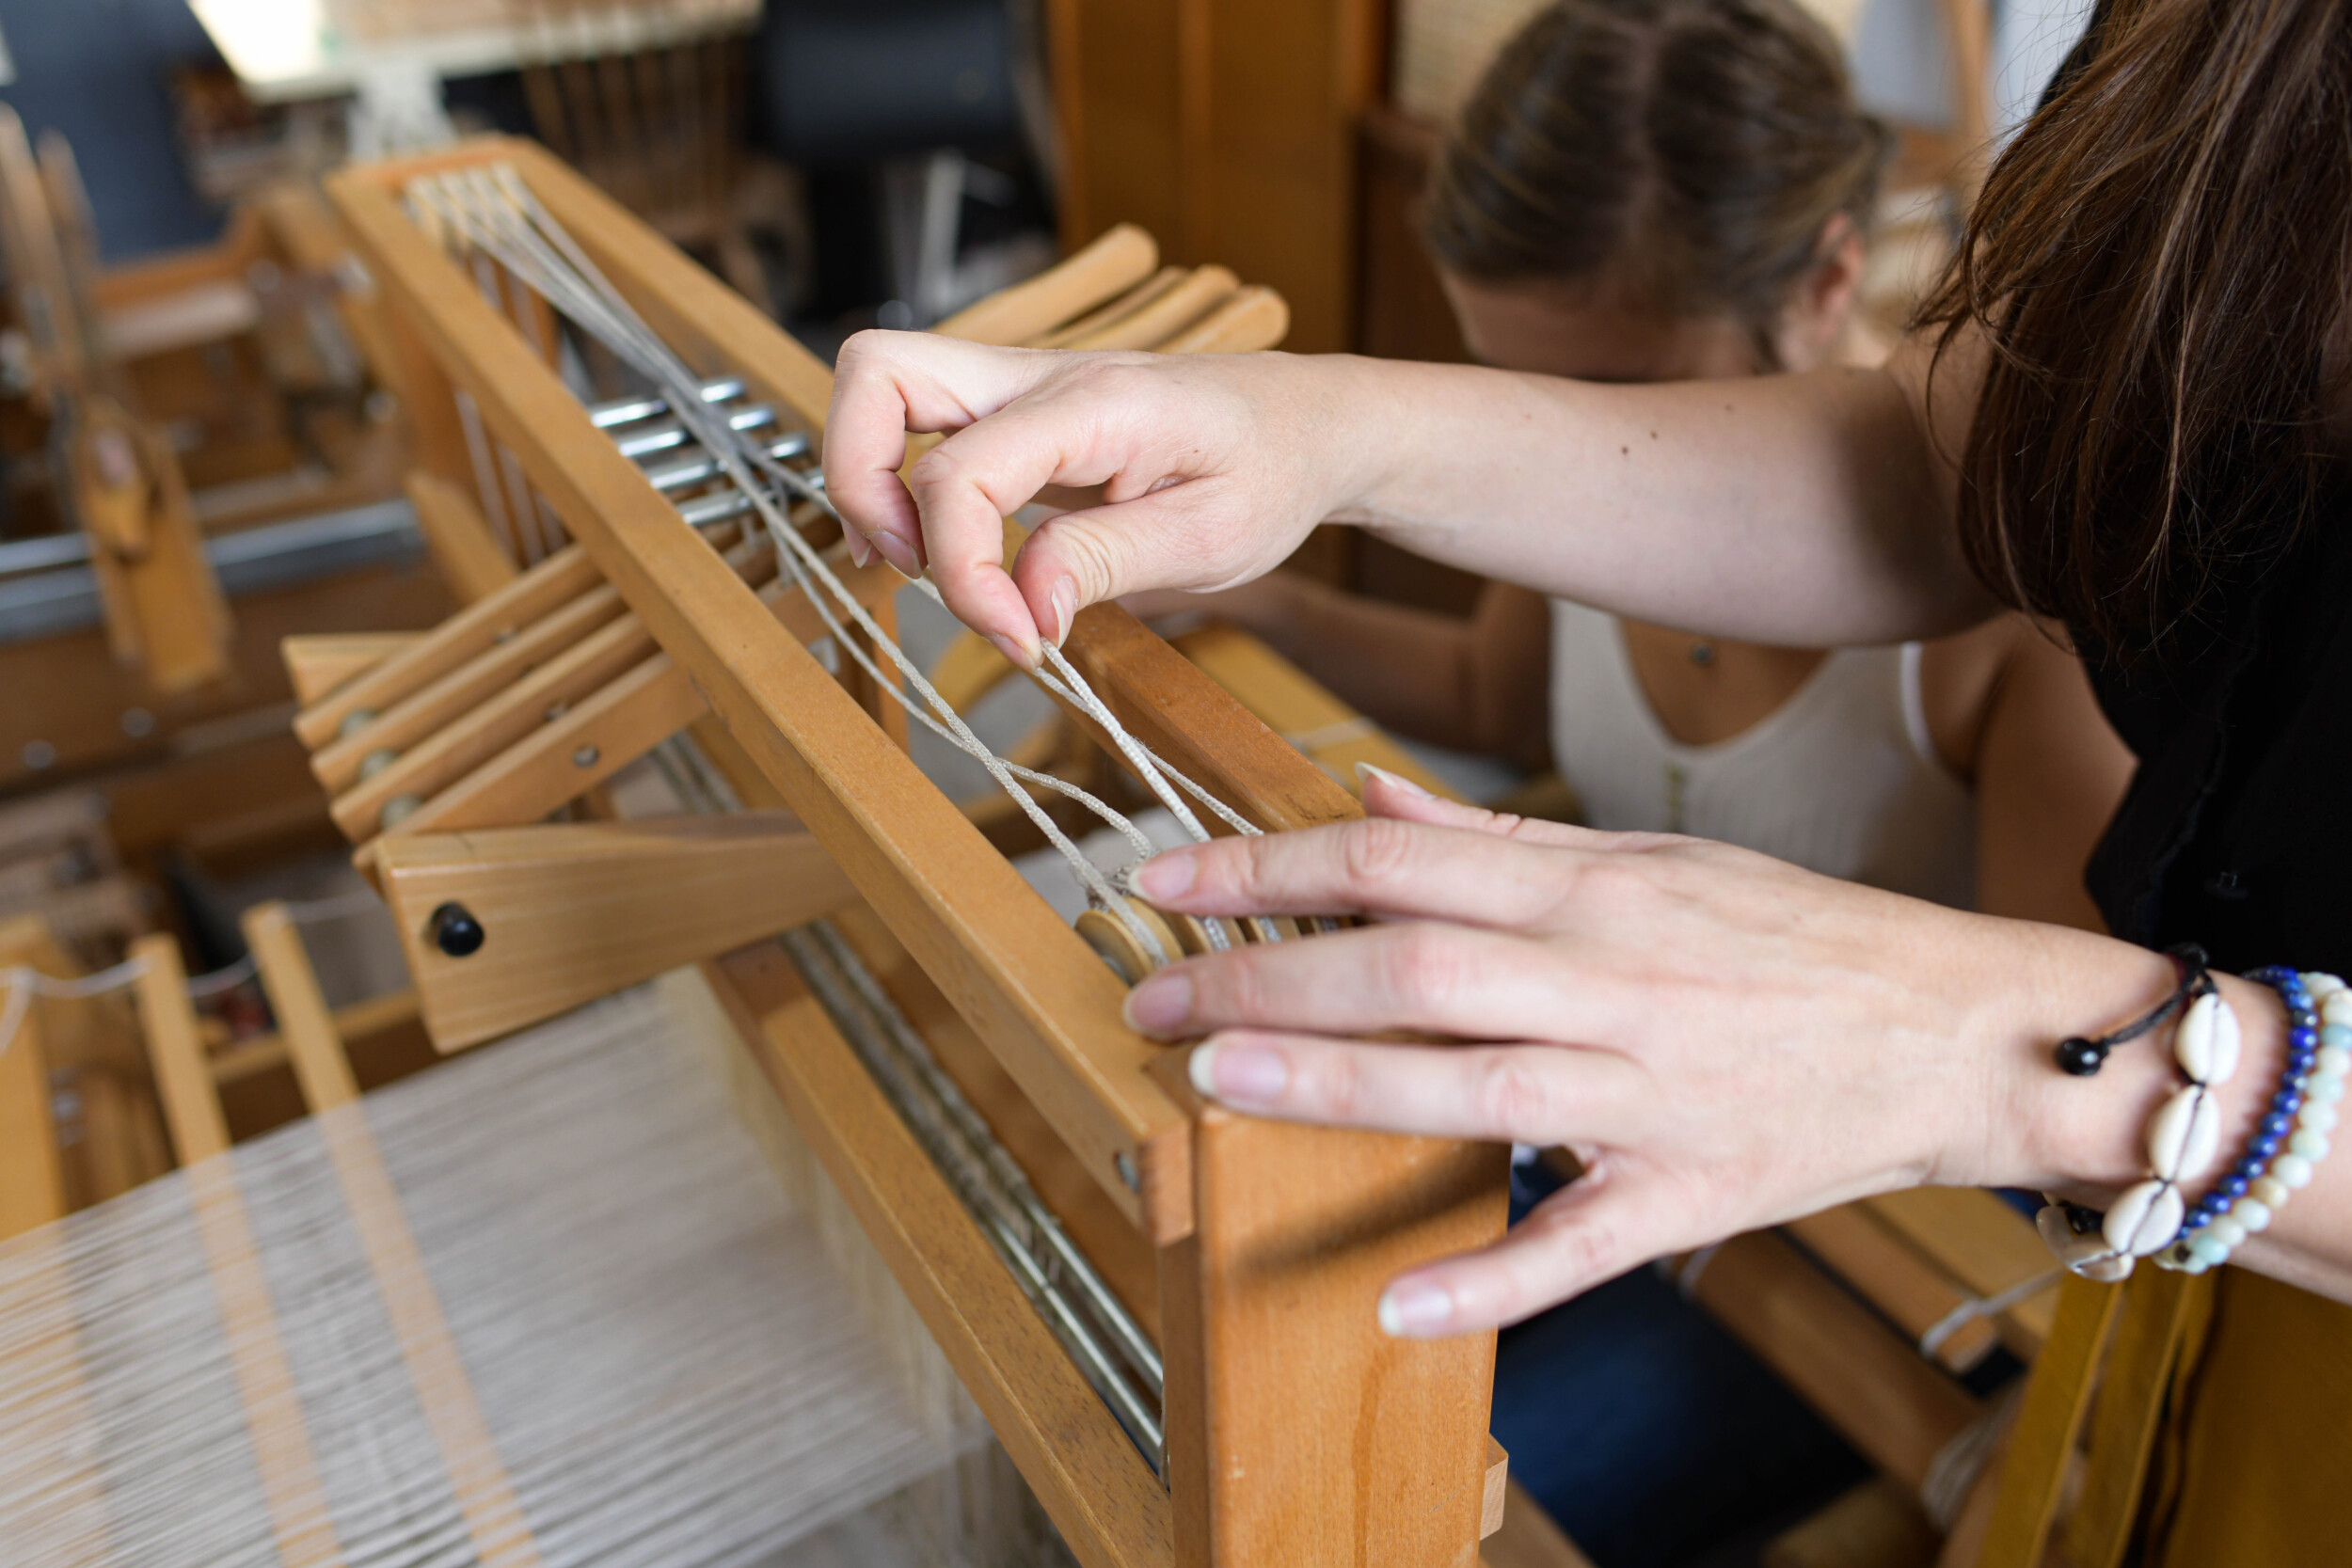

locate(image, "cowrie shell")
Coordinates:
2104 1179 2185 1257
2147 1087 2220 1182
2173 991 2240 1085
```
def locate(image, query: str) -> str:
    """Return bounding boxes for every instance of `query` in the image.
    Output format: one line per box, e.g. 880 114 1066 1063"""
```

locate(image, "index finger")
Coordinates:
823 331 1050 603
1131 816 1593 927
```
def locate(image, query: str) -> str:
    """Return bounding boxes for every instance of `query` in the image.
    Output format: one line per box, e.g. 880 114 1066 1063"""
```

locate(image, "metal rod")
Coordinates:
586 376 745 429
643 432 812 495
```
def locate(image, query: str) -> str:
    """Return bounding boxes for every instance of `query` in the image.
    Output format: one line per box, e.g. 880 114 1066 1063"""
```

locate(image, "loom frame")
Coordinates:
326 139 1507 1568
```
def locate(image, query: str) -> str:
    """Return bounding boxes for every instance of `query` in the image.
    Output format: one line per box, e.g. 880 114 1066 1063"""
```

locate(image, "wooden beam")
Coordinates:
1160 1085 1508 1568
242 902 360 1112
128 932 230 1164
406 468 520 605
0 926 70 1239
935 222 1160 345
1677 1231 1982 1495
375 815 858 1050
707 942 1174 1568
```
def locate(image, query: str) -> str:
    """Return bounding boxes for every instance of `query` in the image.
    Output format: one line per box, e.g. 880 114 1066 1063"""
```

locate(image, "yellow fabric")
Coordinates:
2144 1270 2352 1567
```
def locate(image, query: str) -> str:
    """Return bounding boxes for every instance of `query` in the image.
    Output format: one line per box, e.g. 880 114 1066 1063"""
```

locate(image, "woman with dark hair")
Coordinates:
823 0 2352 1559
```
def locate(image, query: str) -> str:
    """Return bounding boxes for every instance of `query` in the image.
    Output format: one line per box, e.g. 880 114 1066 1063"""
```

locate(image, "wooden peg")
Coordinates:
375 814 859 1051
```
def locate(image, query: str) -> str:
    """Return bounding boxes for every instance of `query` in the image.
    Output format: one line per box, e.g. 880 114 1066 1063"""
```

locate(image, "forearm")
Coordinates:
1322 353 1989 645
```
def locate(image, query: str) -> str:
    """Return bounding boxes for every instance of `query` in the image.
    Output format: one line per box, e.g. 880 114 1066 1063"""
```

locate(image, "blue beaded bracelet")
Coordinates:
2156 969 2347 1274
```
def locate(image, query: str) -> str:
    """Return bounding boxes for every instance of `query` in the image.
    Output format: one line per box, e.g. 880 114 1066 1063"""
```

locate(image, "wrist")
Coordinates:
2006 947 2289 1210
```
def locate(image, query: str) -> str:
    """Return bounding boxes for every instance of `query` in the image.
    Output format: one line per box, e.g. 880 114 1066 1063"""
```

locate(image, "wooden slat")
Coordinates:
1154 286 1290 354
1784 1205 2000 1373
1171 622 1456 800
242 903 360 1112
376 815 858 1049
313 580 627 795
1482 1480 1596 1568
1861 1189 2058 1356
0 927 70 1239
129 932 230 1164
293 544 602 750
1679 1231 1982 1494
330 155 1194 1241
707 942 1174 1568
1030 265 1189 349
282 633 422 706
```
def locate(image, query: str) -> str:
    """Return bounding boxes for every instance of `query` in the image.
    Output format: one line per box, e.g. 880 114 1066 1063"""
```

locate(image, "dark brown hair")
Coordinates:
1422 0 1889 360
1920 0 2352 652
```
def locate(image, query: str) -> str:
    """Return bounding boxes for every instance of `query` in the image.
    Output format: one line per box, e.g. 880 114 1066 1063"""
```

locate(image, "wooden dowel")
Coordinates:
1026 264 1186 349
1155 285 1291 355
1059 265 1237 352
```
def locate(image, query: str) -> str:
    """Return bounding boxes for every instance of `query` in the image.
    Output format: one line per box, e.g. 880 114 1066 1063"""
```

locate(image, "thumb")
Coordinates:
1009 481 1290 645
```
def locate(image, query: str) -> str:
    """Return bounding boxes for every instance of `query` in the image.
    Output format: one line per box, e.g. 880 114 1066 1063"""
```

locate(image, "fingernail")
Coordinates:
1134 849 1197 901
871 531 921 578
1355 761 1433 800
986 633 1036 672
845 529 874 568
1049 577 1077 645
1376 1279 1455 1338
1124 972 1193 1037
1188 1038 1289 1103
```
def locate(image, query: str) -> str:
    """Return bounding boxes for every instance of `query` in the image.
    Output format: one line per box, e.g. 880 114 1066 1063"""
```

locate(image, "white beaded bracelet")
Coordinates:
2035 986 2238 1282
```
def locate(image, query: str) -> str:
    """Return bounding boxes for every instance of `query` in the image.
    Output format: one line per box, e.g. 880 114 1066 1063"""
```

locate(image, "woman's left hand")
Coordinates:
1120 772 2174 1336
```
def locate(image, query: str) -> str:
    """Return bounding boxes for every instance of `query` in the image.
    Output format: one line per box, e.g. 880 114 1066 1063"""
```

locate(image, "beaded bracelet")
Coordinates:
2035 980 2237 1282
2154 969 2346 1274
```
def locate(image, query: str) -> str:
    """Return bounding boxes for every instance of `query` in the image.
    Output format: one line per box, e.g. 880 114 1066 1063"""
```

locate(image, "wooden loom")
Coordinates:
293 135 1509 1568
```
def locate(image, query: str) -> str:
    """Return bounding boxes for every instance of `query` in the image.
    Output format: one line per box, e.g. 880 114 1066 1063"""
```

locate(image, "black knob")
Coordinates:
428 902 485 958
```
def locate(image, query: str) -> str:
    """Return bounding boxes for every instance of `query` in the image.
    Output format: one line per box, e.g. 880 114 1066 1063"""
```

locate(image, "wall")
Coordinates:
0 0 226 261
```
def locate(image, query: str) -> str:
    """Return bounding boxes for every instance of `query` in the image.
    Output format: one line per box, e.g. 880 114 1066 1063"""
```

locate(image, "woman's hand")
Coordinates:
824 333 1378 663
1120 772 2181 1335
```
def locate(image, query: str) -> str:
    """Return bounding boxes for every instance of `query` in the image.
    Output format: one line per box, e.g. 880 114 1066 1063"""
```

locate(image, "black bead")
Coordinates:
428 901 486 958
2055 1037 2106 1076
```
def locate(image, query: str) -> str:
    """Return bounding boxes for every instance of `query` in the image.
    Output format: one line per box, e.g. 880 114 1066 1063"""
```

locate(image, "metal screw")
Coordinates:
380 793 422 830
573 744 599 768
1114 1151 1140 1193
119 707 155 738
339 708 376 738
358 748 399 781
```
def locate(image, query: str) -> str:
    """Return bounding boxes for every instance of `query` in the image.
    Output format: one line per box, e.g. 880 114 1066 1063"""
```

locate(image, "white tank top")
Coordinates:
1548 599 1977 909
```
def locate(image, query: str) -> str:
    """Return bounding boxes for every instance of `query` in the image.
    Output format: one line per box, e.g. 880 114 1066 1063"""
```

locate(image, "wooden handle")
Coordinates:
931 222 1159 345
1156 285 1290 354
1026 265 1186 349
1059 265 1237 352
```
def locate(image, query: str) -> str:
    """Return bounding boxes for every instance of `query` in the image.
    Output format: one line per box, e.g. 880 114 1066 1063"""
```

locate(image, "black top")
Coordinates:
2084 499 2352 975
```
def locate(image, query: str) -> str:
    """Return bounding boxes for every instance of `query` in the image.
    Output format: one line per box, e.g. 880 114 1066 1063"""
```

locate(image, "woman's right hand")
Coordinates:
824 332 1380 664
